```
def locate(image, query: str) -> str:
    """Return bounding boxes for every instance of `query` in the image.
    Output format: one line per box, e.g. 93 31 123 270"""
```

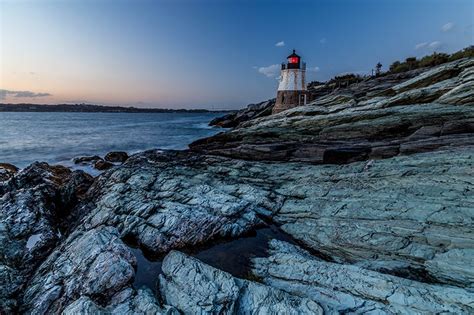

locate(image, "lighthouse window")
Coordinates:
289 57 299 64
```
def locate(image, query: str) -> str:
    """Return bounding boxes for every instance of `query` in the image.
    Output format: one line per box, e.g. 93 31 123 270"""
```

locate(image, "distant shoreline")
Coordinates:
0 103 234 113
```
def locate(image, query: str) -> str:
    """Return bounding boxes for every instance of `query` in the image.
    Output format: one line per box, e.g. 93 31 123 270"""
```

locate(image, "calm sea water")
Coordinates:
0 112 223 169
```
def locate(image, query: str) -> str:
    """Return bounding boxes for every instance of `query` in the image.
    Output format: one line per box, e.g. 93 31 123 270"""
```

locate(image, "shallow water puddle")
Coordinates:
128 224 296 291
127 246 163 291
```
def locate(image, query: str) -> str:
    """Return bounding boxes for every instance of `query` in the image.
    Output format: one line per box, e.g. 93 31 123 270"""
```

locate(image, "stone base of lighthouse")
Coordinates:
273 90 307 114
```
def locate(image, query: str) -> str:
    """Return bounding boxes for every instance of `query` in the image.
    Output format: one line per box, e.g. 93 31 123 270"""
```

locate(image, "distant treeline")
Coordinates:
0 103 230 113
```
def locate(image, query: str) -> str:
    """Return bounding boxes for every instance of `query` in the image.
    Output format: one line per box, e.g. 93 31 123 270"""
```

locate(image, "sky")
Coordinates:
1 0 473 109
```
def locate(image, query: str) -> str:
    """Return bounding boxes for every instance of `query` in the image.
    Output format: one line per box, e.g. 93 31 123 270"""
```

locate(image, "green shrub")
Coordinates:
387 46 472 74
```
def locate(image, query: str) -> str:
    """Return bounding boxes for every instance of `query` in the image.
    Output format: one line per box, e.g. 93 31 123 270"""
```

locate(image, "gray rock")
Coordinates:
0 163 93 313
0 163 18 181
437 65 474 105
209 99 275 128
22 226 136 314
159 250 323 314
6 57 474 314
73 155 102 164
79 151 274 255
253 240 474 314
62 288 177 315
272 147 474 287
94 159 114 170
391 58 472 93
105 151 129 163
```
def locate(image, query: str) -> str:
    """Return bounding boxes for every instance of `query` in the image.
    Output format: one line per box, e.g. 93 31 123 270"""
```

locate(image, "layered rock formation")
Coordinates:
1 57 473 314
253 240 473 314
209 99 275 128
192 58 474 164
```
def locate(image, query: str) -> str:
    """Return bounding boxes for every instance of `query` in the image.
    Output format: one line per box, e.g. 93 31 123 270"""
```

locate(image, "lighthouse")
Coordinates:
272 50 307 114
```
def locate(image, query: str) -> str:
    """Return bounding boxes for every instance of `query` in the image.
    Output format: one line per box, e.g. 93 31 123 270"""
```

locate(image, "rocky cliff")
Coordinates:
1 58 473 314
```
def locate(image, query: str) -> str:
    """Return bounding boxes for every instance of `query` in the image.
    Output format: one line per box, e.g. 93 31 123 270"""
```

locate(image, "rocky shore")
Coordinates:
1 57 473 314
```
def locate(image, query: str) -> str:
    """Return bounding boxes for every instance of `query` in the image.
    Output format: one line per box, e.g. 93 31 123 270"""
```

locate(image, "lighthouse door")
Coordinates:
299 94 306 106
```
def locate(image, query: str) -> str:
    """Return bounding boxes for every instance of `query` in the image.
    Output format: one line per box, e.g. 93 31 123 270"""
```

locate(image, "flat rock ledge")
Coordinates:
253 240 474 314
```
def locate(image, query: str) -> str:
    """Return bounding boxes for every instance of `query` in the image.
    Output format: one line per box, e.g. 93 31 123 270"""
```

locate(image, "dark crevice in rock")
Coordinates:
124 223 302 293
323 147 371 164
376 266 439 284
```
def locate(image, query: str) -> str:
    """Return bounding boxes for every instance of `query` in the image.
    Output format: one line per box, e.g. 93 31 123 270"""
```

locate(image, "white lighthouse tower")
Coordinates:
272 50 307 114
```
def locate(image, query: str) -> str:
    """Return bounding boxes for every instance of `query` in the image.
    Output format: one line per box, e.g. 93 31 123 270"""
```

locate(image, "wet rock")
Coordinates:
209 99 275 128
63 288 177 314
159 250 323 314
0 162 94 313
0 265 23 313
105 151 129 163
22 226 136 314
79 150 274 255
0 163 18 181
253 240 474 314
94 159 114 170
73 155 102 164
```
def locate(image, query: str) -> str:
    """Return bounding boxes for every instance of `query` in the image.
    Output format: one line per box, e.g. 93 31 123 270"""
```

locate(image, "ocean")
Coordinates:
0 112 224 170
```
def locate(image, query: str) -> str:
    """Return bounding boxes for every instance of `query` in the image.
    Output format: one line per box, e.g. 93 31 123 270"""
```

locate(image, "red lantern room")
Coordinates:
286 49 301 69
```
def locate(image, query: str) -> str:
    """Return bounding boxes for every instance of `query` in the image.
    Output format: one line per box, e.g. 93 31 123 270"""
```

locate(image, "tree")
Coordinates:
375 62 382 76
389 61 401 72
405 57 418 70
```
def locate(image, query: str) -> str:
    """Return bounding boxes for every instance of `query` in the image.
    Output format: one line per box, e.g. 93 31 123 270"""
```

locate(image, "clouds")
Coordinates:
415 40 442 51
0 89 51 100
319 38 327 45
275 41 285 47
308 66 320 72
428 41 441 49
414 22 456 52
415 42 428 50
257 64 280 78
441 22 454 32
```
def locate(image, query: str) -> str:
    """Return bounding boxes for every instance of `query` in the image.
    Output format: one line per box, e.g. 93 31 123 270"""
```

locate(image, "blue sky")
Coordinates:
1 0 473 109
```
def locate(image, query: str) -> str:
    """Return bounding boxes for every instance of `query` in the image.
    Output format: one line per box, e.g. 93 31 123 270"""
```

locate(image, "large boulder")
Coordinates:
105 151 129 163
0 163 93 313
22 227 137 314
0 163 18 181
94 159 114 170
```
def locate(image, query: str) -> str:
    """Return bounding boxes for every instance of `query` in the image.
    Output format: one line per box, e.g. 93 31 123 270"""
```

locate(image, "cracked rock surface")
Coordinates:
1 58 474 314
159 250 323 314
0 163 93 312
253 240 474 314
